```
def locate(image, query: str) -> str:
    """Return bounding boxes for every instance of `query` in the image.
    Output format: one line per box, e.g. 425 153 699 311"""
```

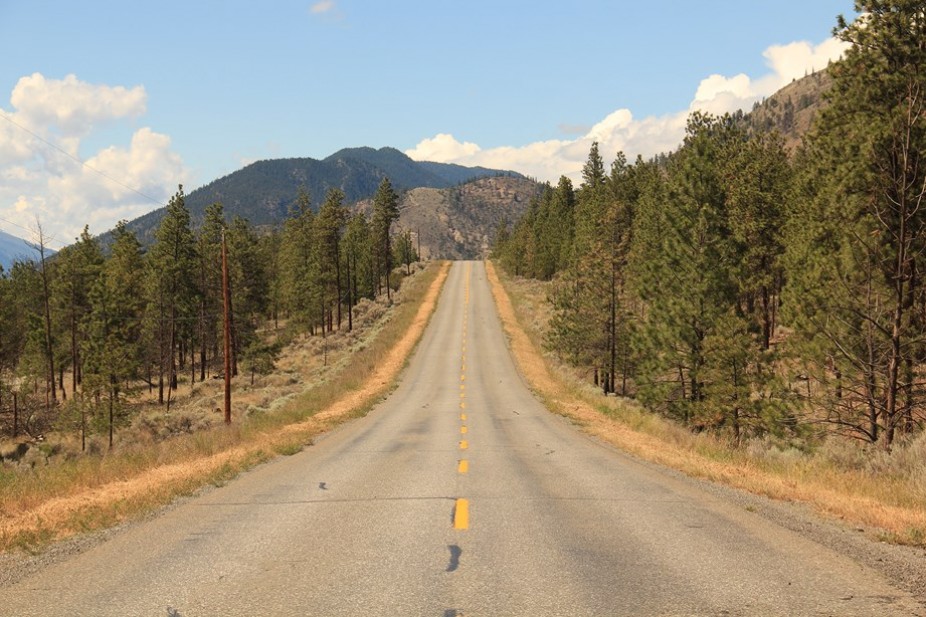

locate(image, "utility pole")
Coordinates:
222 230 232 424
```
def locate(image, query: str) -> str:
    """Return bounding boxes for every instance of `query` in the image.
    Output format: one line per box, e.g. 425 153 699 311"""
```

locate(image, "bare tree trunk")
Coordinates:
35 221 56 407
166 305 176 411
108 374 115 449
71 313 79 394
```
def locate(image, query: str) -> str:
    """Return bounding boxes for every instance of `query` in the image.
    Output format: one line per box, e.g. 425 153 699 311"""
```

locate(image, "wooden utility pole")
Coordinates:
222 230 232 424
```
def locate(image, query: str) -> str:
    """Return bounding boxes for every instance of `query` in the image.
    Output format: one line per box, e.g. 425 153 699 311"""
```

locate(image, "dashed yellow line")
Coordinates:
460 413 467 421
460 426 468 434
459 440 468 450
454 498 469 530
458 459 469 474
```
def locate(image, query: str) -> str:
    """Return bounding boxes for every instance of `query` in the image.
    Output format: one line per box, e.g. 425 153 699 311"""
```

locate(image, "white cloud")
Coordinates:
406 36 849 183
0 73 189 248
11 73 146 137
310 1 335 14
404 133 481 162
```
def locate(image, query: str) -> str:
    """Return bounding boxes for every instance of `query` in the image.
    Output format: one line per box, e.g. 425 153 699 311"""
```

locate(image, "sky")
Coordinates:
0 0 853 250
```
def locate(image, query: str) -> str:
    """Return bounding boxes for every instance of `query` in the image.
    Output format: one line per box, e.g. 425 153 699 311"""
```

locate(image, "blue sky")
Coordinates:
0 0 852 248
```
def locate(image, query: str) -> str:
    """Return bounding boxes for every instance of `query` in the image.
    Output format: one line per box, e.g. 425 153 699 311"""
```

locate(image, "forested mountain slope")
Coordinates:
744 70 832 150
116 147 522 244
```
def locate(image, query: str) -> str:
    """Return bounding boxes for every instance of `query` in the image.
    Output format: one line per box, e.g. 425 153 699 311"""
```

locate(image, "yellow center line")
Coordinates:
460 413 467 421
458 459 469 474
454 498 469 530
459 440 468 450
460 426 468 434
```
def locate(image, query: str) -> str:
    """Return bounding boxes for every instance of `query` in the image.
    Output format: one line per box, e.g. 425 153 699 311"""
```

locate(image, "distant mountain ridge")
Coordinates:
118 147 522 244
0 228 43 270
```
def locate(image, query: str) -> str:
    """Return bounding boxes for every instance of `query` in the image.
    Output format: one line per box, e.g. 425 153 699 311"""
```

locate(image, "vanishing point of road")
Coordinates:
0 261 922 616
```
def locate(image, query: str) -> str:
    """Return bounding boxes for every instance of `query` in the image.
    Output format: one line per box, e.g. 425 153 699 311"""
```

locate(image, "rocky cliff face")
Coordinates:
358 176 541 260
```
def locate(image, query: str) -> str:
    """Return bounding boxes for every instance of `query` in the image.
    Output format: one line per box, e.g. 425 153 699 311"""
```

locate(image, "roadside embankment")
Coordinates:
486 260 926 548
0 261 450 553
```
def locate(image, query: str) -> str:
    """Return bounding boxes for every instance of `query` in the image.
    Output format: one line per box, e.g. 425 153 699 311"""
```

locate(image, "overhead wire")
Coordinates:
0 109 168 247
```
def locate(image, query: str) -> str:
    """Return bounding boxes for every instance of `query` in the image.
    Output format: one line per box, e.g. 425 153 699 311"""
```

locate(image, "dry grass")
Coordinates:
487 261 926 547
0 261 450 553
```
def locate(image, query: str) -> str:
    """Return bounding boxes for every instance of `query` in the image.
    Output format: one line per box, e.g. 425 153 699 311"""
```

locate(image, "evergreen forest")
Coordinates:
0 178 416 448
494 1 926 448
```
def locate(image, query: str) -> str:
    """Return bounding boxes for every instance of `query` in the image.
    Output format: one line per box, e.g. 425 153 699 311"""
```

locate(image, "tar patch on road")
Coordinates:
446 545 462 572
444 610 464 617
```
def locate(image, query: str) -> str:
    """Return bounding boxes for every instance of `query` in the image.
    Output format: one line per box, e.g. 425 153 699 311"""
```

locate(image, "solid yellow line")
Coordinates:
458 459 469 474
454 498 469 530
459 440 468 450
460 426 468 434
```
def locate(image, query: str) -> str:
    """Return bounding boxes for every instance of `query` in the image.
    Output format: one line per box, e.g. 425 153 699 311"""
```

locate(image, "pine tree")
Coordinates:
83 221 145 448
226 215 268 373
280 187 317 330
314 188 348 332
342 212 374 331
783 1 926 445
51 226 103 397
196 202 225 381
147 186 198 409
371 177 400 300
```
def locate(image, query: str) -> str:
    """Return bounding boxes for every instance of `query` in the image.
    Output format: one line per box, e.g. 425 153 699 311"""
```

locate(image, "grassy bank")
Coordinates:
487 261 926 547
0 261 450 553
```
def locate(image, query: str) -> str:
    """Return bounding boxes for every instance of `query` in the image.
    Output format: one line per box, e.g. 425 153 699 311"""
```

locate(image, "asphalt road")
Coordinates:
1 261 923 616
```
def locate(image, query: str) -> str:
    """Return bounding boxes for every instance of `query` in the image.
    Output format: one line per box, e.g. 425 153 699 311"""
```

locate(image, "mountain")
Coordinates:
0 228 44 270
744 70 831 151
117 147 523 245
367 176 542 260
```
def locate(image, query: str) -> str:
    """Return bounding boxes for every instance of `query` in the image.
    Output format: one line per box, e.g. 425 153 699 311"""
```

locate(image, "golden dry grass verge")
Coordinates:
486 260 926 547
0 261 450 553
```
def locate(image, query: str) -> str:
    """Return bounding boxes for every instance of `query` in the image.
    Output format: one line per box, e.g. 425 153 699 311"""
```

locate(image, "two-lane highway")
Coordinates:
0 261 922 615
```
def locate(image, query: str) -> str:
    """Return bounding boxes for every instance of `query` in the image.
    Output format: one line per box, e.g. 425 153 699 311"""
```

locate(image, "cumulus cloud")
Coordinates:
406 36 849 183
0 73 189 248
405 133 481 161
11 73 145 138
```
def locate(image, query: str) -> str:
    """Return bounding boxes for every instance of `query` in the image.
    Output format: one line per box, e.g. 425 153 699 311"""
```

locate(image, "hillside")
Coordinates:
0 228 45 270
116 147 522 245
386 176 541 260
744 70 831 150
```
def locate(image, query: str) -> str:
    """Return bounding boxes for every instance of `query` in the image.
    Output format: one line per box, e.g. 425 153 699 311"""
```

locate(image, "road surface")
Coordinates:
0 261 922 616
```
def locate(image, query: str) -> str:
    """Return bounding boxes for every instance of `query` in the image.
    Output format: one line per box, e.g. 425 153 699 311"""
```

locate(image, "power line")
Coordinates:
0 109 168 208
0 214 66 251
